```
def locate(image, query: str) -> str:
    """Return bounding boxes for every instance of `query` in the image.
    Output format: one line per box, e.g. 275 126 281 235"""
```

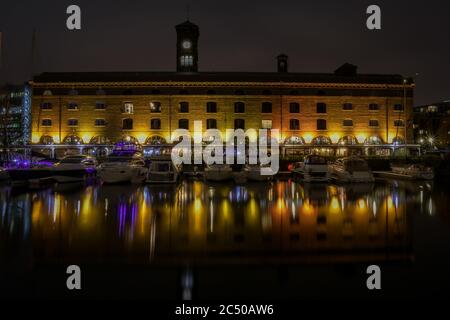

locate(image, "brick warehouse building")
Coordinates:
29 20 415 157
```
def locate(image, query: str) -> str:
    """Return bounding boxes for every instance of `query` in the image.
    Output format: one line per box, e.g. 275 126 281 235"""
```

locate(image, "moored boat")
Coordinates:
291 155 330 182
329 157 374 183
145 156 179 184
98 151 148 184
52 155 97 183
390 164 434 180
204 164 233 181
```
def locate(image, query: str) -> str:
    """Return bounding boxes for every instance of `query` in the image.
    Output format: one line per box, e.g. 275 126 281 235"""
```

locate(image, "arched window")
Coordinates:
284 136 305 145
311 136 332 145
364 136 384 145
39 135 54 145
145 136 166 145
63 135 83 145
338 135 358 145
123 118 133 130
90 136 111 145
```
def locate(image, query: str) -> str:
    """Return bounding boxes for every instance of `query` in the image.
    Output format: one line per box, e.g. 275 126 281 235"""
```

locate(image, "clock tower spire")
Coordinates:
176 20 199 73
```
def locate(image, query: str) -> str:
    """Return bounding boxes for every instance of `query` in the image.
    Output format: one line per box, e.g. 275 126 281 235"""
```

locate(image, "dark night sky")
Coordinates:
0 0 449 105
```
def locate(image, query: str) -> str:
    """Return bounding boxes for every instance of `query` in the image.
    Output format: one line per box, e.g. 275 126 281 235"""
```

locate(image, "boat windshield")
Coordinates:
345 159 369 171
59 157 86 164
305 156 327 165
152 162 171 172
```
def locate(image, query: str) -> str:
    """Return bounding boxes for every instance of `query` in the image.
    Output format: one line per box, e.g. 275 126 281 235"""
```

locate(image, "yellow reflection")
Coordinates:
329 196 341 214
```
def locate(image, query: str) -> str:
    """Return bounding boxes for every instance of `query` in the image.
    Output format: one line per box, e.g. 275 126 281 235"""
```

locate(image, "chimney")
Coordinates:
277 54 288 73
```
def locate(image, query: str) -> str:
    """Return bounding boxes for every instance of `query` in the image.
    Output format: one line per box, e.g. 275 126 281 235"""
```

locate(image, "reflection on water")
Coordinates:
0 179 446 265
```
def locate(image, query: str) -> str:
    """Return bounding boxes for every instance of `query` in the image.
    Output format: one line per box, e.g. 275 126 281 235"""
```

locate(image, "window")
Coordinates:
95 101 106 110
206 119 217 129
394 120 405 127
67 102 79 110
40 102 52 110
180 55 193 66
41 119 52 126
68 119 78 126
369 120 379 127
151 119 161 129
369 103 379 111
261 120 272 129
289 102 300 113
234 119 245 130
122 102 134 114
343 103 353 110
394 104 404 111
122 118 133 130
206 102 217 113
150 102 161 113
343 119 353 127
234 102 245 113
316 103 327 113
95 119 107 126
178 119 189 129
317 119 327 130
261 102 272 113
290 119 300 130
179 102 189 113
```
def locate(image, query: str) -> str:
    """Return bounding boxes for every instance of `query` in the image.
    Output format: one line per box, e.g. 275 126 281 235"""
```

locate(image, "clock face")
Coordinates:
182 40 192 49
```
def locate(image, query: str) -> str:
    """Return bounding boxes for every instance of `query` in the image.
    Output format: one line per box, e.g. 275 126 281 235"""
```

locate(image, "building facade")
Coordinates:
29 21 414 156
413 101 450 148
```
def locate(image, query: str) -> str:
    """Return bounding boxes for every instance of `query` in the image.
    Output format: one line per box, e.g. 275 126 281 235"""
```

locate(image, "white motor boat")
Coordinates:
329 157 374 183
146 157 179 184
98 151 148 184
391 164 434 180
204 164 233 181
244 164 273 182
52 155 97 183
291 155 330 182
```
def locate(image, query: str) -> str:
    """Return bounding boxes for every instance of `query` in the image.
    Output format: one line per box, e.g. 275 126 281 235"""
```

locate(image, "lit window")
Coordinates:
122 102 134 114
261 120 272 129
180 55 193 66
150 102 161 113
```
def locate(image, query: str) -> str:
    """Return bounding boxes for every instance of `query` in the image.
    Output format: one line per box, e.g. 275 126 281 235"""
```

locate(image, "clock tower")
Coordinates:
176 20 199 73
